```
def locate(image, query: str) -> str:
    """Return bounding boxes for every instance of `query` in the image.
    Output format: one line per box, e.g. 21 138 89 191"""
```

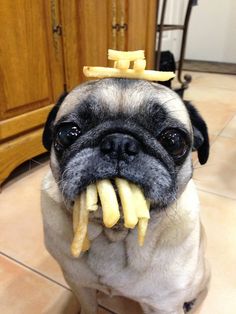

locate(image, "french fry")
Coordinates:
138 218 149 246
72 195 90 253
133 59 146 71
83 66 175 82
72 196 80 233
84 49 175 81
82 233 90 252
108 49 145 61
86 184 98 211
129 183 150 219
129 183 150 246
115 178 138 229
71 192 88 257
71 177 151 257
115 59 130 70
97 179 120 228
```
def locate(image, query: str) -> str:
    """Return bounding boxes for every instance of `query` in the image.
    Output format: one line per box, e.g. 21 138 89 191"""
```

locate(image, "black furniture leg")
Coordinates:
156 0 167 71
177 0 195 89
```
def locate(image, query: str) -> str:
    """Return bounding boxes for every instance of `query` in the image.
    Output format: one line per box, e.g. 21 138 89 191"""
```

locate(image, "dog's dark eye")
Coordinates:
159 129 188 160
55 124 81 151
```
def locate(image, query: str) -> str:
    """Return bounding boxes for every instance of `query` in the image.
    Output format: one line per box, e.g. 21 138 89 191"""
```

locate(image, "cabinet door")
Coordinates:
125 0 158 69
0 0 65 125
61 0 112 90
108 0 157 69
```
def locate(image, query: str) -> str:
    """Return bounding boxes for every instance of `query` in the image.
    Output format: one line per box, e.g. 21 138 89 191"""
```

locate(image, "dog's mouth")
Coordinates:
88 180 124 227
89 207 125 230
70 177 150 258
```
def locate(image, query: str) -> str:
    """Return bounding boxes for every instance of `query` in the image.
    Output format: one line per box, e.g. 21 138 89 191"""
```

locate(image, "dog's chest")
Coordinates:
84 233 148 298
83 229 174 300
87 233 128 277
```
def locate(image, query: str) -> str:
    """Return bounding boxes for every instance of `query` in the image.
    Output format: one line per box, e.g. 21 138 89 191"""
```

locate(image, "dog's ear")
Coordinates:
184 101 209 165
42 92 68 151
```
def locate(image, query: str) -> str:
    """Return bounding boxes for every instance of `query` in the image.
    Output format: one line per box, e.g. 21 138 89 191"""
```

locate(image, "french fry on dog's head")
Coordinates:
133 59 146 71
84 49 175 82
83 67 175 82
96 179 120 228
108 49 145 61
115 59 130 70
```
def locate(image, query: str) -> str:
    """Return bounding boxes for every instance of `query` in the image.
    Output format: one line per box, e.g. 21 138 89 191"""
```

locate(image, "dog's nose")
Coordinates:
100 133 140 160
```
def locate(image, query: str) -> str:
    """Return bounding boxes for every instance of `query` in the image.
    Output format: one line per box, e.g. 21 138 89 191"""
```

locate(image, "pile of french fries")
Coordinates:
71 178 150 258
83 49 175 81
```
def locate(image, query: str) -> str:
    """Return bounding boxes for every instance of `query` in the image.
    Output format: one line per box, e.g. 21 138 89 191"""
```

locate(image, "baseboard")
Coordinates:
180 60 236 75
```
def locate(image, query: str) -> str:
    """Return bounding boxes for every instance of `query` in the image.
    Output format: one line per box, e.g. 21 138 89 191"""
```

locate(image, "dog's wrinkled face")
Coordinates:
43 78 209 214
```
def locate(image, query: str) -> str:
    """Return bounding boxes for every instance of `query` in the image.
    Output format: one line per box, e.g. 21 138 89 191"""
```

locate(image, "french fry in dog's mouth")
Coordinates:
71 178 150 257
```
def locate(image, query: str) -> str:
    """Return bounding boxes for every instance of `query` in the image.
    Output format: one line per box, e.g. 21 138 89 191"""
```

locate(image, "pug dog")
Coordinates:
41 78 210 314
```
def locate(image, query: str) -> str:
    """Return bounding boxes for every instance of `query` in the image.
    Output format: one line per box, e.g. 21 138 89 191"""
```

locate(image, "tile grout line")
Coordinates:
0 252 120 314
2 163 49 191
217 134 235 140
0 251 71 291
196 187 236 201
207 112 235 146
0 253 116 314
217 114 236 138
189 86 236 93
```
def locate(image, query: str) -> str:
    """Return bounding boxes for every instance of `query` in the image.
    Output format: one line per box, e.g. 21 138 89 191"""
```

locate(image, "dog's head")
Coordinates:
43 78 209 214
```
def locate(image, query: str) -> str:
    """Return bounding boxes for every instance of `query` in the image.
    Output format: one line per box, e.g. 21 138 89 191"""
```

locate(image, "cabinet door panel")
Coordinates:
0 0 64 120
61 0 110 90
126 0 157 69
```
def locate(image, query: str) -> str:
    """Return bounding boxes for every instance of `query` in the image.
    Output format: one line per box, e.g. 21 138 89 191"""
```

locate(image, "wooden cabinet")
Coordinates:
0 0 65 185
0 0 157 185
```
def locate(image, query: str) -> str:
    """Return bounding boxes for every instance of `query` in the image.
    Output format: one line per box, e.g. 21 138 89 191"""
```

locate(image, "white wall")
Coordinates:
186 0 236 63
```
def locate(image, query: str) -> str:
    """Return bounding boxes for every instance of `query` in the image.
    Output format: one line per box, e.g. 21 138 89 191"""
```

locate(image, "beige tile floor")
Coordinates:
0 72 236 314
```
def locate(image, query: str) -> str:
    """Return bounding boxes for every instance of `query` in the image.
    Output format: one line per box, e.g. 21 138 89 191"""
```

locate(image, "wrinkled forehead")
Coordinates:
55 78 191 129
